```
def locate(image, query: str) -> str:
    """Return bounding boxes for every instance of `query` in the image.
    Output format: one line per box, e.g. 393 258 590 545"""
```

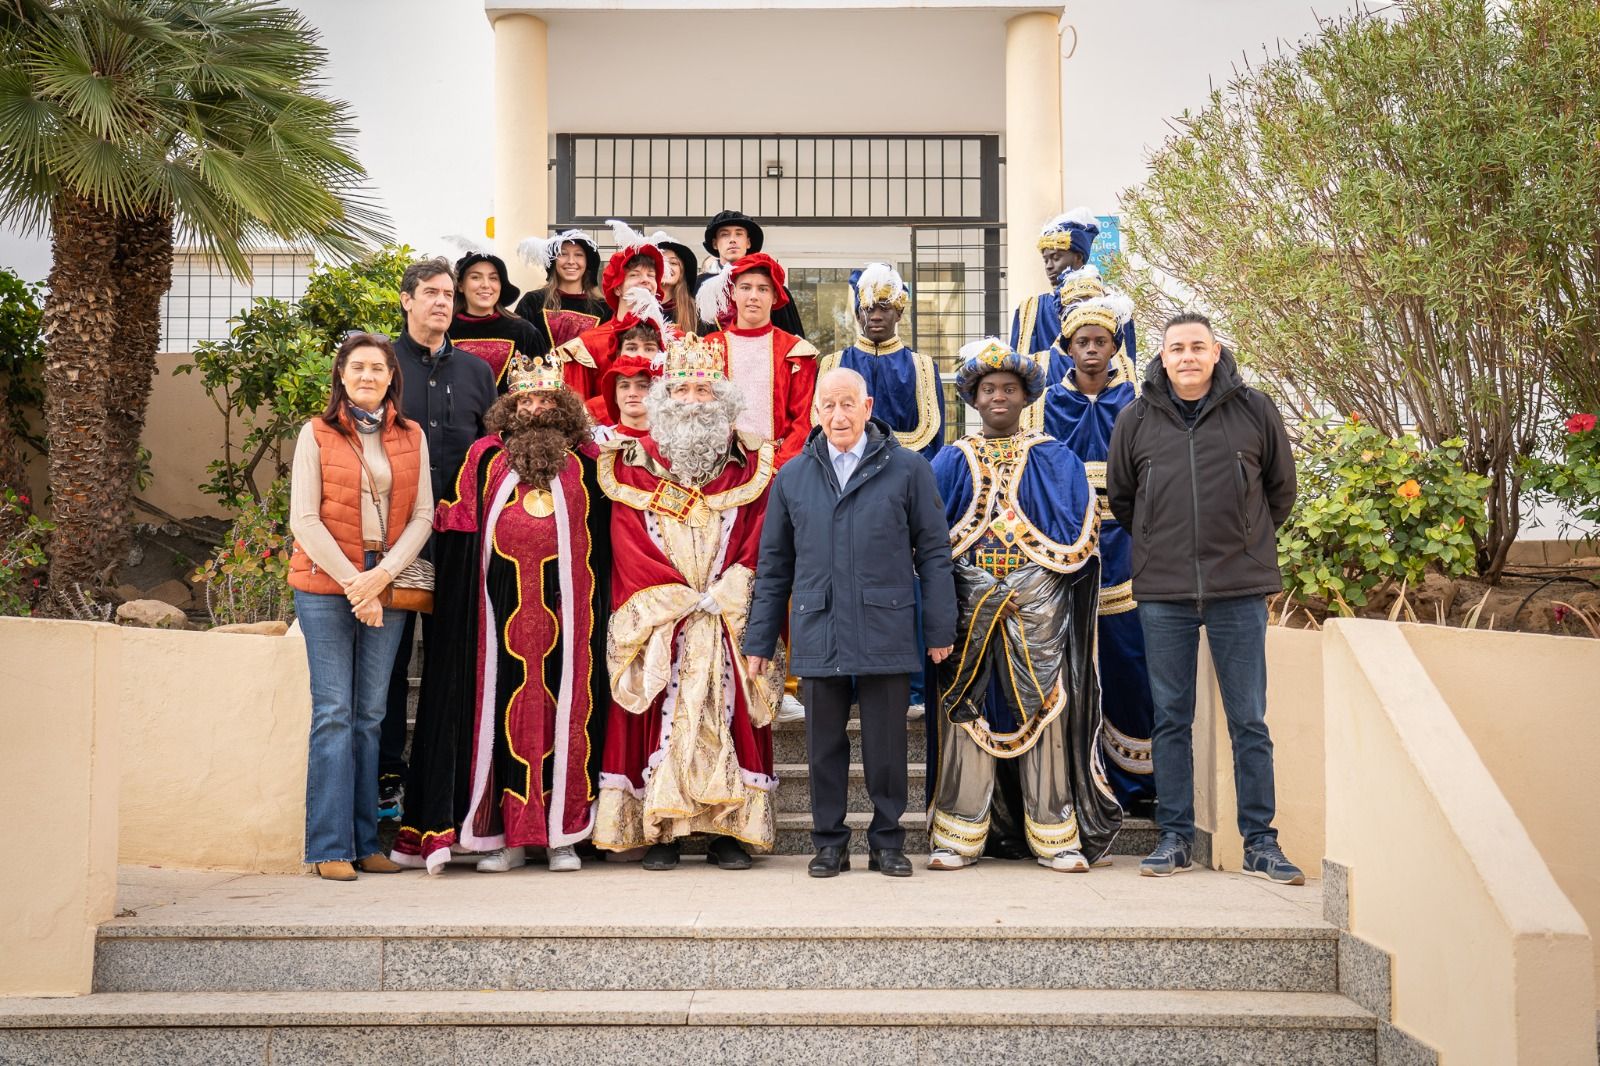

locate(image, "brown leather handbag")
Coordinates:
348 438 434 614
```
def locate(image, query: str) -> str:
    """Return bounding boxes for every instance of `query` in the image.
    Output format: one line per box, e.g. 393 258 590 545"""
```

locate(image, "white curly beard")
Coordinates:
645 382 743 486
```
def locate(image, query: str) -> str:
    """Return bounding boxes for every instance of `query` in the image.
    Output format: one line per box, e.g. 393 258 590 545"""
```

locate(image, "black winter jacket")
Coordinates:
394 331 499 506
1106 351 1296 603
744 421 957 676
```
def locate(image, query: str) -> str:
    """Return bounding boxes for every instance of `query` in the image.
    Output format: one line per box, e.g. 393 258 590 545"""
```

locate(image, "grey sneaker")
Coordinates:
1243 842 1305 885
1139 832 1193 877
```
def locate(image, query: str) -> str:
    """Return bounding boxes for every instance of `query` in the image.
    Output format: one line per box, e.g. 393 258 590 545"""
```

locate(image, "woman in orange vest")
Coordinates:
288 332 434 881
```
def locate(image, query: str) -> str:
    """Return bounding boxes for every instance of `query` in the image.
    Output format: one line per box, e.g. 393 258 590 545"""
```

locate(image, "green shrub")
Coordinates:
1278 417 1489 610
0 487 52 617
176 245 412 515
1521 413 1600 539
191 492 294 627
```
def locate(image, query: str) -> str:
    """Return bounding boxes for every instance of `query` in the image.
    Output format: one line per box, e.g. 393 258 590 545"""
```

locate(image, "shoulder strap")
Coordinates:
343 434 390 549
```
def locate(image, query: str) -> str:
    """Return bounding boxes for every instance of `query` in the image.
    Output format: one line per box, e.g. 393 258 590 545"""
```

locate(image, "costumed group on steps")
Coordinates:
287 207 1306 888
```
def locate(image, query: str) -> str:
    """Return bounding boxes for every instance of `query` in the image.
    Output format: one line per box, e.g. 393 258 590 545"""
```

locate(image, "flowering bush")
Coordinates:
191 493 293 626
1278 417 1489 609
0 487 52 617
1523 414 1600 539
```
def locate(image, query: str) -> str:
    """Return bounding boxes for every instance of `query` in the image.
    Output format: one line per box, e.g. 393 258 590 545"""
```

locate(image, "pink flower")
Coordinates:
1566 413 1597 434
1553 604 1570 624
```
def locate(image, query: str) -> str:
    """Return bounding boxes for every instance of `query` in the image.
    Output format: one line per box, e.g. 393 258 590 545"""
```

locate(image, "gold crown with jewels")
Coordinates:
662 332 727 382
507 353 564 393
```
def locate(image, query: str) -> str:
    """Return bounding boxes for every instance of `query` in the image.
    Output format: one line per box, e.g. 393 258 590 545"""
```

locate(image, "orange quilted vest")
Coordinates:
288 411 423 595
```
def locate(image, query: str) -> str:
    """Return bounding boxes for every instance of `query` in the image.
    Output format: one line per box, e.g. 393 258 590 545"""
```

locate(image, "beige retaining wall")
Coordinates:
1194 625 1326 872
0 619 119 996
117 625 311 874
1324 619 1595 1065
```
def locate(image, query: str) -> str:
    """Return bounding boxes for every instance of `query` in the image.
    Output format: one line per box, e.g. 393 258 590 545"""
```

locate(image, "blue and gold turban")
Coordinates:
953 337 1047 406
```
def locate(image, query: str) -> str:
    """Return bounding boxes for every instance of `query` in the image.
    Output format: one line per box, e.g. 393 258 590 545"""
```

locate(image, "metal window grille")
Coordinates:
556 134 1000 226
909 224 1007 438
161 251 311 352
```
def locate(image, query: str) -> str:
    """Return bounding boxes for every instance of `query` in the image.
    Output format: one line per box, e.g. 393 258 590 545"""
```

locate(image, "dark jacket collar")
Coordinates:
1142 346 1245 418
396 329 453 365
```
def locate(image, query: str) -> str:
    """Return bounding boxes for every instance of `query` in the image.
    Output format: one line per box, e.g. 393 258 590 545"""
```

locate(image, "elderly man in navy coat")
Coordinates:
745 367 957 879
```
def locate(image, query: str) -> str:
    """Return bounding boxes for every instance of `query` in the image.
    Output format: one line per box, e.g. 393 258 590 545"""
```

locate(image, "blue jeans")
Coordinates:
1138 596 1278 849
296 576 407 864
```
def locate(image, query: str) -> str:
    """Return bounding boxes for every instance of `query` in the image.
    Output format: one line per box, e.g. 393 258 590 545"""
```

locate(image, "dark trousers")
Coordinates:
803 673 909 851
1138 595 1278 849
380 610 429 778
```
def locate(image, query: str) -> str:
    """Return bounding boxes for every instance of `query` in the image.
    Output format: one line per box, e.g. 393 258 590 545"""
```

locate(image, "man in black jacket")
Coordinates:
1106 312 1304 885
745 367 957 879
379 257 499 819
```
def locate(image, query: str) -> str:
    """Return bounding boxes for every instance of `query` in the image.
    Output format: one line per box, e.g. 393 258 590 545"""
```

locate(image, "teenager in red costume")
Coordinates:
697 253 818 468
553 221 666 402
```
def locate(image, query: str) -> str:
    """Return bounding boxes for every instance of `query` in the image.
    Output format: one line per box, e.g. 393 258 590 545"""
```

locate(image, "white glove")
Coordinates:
696 593 722 616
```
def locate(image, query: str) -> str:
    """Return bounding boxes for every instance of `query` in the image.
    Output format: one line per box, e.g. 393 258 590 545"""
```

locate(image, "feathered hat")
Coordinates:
953 337 1047 406
645 229 700 283
599 219 667 308
517 228 601 288
1037 207 1101 260
1060 291 1135 349
850 262 910 315
597 296 673 425
1054 263 1107 312
442 235 521 309
695 252 790 327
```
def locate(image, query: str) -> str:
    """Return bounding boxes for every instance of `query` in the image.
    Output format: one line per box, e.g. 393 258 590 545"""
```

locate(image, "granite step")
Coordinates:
92 924 1337 997
773 716 925 765
772 761 929 814
0 988 1376 1064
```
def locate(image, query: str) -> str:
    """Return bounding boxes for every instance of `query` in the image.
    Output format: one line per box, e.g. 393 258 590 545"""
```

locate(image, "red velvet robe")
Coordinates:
706 324 818 468
592 433 782 850
392 435 610 872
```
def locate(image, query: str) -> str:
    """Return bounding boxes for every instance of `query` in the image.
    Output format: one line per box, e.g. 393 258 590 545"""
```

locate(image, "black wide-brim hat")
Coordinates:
703 210 765 256
657 237 700 279
453 251 521 307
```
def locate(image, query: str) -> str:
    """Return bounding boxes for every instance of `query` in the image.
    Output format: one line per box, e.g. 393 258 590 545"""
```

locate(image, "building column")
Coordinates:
1004 10 1064 311
492 13 549 292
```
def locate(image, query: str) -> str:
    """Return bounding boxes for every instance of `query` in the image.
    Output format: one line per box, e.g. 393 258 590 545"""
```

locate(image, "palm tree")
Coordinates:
0 0 388 588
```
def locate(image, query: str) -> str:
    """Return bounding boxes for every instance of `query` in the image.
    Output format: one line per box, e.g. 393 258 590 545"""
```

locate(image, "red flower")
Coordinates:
1566 413 1597 434
16 494 27 507
260 549 272 559
1553 604 1570 624
31 578 40 588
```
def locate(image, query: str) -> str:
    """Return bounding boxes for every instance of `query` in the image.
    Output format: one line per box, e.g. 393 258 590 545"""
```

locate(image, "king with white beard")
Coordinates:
592 332 783 871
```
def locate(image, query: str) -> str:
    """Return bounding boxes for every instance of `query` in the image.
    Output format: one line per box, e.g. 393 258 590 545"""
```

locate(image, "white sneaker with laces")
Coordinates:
777 695 806 723
928 848 974 870
1041 849 1089 873
547 844 581 872
475 846 526 873
906 703 926 721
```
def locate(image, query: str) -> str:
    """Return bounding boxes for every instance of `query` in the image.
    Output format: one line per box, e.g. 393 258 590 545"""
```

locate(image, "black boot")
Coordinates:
642 840 681 870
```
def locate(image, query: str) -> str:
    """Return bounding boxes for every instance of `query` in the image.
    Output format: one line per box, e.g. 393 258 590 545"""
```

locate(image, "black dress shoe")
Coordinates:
868 848 913 877
808 845 851 878
706 836 753 869
642 841 680 870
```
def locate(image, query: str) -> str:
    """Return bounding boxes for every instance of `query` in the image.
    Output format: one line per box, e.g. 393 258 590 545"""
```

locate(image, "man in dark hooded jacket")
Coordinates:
745 367 956 880
1106 311 1303 886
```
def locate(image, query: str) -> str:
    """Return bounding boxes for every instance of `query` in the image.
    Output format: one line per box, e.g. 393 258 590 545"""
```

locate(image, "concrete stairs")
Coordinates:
0 861 1376 1064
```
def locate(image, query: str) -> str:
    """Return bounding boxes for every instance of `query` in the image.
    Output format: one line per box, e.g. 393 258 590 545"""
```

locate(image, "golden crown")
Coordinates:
856 281 909 313
662 332 727 382
507 354 564 393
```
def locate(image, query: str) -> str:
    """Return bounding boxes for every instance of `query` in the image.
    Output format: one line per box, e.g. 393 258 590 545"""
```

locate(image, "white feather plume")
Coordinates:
957 336 1011 362
1074 291 1136 328
617 285 670 339
605 218 653 251
517 228 597 268
440 234 493 257
1040 205 1100 235
1059 263 1103 285
695 261 733 326
853 261 907 310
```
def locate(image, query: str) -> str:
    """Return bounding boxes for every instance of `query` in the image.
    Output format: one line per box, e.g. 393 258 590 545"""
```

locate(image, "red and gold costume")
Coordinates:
393 361 610 873
592 336 782 851
700 254 818 468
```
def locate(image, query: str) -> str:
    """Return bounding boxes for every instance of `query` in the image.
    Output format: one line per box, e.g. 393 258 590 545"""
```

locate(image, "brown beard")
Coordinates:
484 389 591 486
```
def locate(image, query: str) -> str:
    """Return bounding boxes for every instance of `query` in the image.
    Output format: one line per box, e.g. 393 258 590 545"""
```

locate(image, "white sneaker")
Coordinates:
547 844 581 872
907 703 926 720
928 848 974 870
777 695 806 723
1041 849 1089 873
475 846 526 873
